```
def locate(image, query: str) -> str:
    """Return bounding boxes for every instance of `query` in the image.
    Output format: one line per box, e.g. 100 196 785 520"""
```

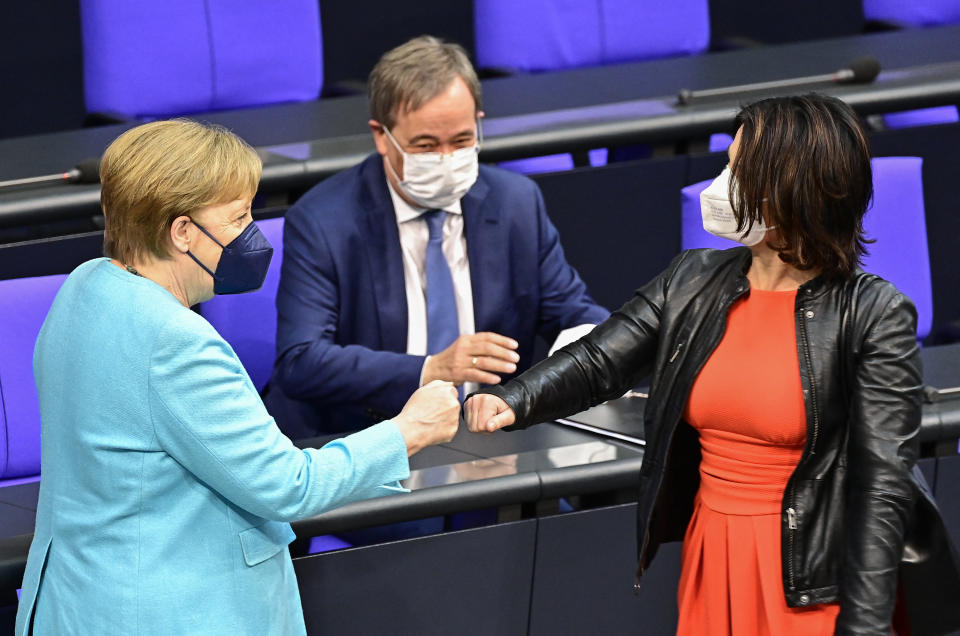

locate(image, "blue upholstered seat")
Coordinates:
476 0 710 175
863 0 960 27
80 0 323 118
200 217 285 392
0 274 67 487
200 217 353 553
476 0 710 73
881 106 959 130
680 157 934 340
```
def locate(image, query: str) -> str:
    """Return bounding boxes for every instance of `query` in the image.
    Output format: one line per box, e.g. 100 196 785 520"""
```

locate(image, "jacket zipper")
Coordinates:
797 313 821 454
785 301 820 591
786 506 798 591
668 342 684 363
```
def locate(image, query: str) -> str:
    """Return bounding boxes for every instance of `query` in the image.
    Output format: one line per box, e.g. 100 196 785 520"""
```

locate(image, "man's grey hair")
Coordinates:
368 36 482 129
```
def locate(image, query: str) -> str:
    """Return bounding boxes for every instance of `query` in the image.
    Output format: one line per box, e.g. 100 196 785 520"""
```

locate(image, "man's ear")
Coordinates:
369 119 389 157
169 215 193 255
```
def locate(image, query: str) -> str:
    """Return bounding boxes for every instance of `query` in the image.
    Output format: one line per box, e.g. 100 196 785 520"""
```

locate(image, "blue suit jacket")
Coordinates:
265 154 608 436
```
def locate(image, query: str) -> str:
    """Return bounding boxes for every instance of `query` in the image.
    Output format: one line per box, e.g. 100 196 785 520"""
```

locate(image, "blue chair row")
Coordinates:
80 1 959 155
80 0 712 121
204 160 936 380
0 157 936 490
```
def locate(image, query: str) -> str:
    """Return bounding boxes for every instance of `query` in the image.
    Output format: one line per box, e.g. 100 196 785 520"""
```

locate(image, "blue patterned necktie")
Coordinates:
423 210 459 355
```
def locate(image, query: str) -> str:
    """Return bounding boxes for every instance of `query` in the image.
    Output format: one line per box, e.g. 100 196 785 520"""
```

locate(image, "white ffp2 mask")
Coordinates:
700 166 775 247
383 127 480 209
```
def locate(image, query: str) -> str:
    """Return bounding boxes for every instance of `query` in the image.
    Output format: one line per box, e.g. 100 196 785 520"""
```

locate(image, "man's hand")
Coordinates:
393 380 461 456
464 393 516 434
422 332 519 386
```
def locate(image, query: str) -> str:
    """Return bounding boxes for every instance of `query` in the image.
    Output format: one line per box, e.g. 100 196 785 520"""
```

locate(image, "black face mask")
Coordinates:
187 220 274 294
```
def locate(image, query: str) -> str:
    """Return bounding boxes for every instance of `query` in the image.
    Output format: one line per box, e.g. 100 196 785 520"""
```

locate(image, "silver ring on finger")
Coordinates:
472 356 478 366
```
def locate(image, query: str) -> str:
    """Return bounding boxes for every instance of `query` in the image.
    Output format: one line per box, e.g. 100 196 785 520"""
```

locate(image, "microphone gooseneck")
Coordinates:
676 57 883 105
0 157 101 191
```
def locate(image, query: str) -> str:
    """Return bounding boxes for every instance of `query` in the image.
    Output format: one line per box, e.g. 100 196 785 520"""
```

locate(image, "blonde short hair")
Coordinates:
101 119 262 264
369 35 481 129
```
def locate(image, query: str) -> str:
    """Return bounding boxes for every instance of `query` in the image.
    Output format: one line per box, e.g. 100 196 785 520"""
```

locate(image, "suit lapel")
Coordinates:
358 156 408 352
462 171 502 332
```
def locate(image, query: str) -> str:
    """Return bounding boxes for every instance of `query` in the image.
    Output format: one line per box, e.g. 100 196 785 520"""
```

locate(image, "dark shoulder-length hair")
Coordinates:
731 94 872 279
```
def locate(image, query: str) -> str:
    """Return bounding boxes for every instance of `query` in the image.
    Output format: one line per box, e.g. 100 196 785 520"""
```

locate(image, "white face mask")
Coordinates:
700 166 775 247
383 126 480 209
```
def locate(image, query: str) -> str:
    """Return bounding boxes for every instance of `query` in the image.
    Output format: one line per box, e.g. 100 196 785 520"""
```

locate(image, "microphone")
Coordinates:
676 56 881 105
0 157 101 190
832 56 881 83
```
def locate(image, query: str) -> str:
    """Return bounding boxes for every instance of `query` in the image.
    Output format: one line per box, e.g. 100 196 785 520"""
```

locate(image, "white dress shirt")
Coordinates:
387 181 479 394
387 178 596 396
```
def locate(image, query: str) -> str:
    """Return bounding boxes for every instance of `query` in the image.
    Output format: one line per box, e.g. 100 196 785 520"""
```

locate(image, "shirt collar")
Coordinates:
385 174 463 224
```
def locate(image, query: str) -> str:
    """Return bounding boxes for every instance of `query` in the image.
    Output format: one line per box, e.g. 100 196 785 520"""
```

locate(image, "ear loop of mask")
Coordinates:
185 219 223 279
380 120 482 191
381 127 406 186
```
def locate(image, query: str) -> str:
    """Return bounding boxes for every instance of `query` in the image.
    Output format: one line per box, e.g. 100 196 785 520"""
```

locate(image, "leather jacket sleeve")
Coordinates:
835 290 923 634
480 252 689 429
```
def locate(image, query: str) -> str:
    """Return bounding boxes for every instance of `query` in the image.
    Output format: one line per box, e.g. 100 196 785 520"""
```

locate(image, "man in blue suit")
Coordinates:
265 36 609 438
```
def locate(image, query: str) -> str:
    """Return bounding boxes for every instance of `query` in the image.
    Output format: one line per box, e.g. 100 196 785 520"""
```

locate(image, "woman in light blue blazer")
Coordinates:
15 120 460 635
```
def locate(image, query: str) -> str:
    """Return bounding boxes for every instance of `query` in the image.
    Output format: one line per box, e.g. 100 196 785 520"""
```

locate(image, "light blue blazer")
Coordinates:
16 259 410 635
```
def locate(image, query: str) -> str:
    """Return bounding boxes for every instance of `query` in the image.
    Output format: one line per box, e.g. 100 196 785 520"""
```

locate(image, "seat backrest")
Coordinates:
680 157 933 339
883 105 959 130
475 0 710 72
866 157 933 339
0 274 67 482
863 0 960 26
199 217 284 392
80 0 323 118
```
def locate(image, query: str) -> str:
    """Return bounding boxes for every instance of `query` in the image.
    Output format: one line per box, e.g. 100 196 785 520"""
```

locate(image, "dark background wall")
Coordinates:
1 0 865 141
708 0 864 47
0 2 85 139
320 1 474 88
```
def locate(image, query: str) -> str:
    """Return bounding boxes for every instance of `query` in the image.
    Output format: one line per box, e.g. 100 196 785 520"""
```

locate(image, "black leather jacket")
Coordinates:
482 247 957 635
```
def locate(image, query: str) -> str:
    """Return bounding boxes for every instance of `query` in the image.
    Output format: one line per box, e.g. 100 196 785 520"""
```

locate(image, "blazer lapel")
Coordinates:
358 156 408 352
461 172 502 332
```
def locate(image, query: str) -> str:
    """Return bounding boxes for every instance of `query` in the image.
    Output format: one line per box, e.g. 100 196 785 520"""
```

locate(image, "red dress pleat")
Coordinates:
677 288 840 636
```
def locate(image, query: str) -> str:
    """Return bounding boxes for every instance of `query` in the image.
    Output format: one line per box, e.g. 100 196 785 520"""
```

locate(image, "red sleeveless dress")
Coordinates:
677 288 840 635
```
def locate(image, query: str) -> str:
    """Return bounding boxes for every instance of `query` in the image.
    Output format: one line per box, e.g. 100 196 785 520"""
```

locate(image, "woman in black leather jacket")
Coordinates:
465 95 960 635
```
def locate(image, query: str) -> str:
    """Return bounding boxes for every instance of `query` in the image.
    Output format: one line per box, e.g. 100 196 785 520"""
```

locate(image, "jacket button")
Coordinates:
805 310 815 319
798 594 810 605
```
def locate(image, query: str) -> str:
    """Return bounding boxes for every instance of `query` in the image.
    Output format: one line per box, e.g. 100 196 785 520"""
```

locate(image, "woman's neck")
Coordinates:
746 241 818 291
111 257 193 307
